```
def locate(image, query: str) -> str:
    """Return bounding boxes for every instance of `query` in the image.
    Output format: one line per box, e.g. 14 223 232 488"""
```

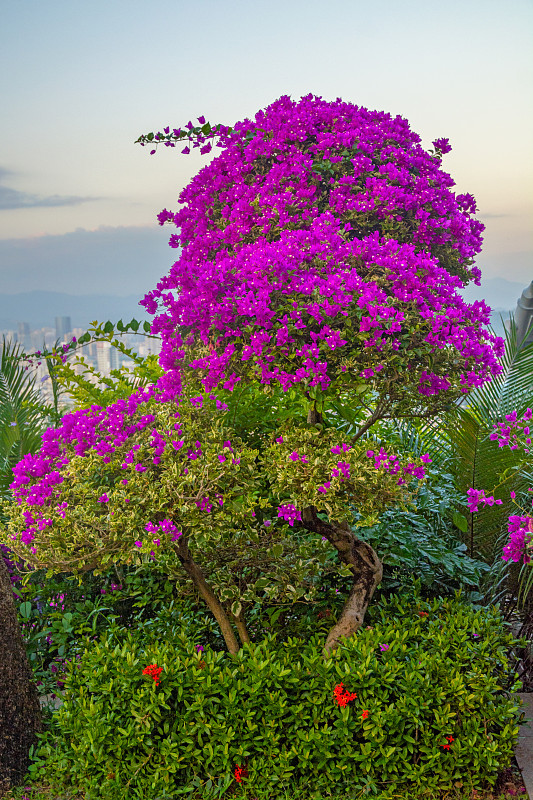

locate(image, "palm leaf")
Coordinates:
382 315 533 564
448 315 533 560
0 338 54 499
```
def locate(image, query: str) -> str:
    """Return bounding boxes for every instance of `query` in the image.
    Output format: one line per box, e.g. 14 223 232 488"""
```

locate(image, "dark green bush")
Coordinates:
354 466 490 599
28 596 521 799
15 559 203 699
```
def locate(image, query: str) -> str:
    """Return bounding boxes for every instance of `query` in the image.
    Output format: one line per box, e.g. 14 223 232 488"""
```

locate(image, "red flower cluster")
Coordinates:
142 663 163 686
442 735 454 750
333 683 357 708
417 611 429 618
234 764 248 783
361 709 370 720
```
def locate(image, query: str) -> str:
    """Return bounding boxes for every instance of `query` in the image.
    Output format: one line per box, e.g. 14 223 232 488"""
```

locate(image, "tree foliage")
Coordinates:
0 96 503 653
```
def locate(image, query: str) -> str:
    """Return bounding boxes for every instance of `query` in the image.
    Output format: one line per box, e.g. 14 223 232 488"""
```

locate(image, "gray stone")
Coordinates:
517 693 533 797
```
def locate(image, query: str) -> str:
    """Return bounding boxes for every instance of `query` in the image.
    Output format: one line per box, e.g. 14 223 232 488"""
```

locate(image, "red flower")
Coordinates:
142 663 163 685
441 735 455 750
361 709 370 720
333 683 358 708
234 764 248 783
417 611 429 618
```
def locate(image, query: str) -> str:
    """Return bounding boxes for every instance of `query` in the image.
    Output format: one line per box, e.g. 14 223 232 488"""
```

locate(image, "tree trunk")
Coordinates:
0 552 42 798
232 611 252 646
174 542 240 654
302 507 383 653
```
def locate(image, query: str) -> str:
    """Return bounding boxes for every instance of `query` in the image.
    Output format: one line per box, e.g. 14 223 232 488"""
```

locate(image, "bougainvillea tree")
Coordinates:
1 376 428 653
1 95 503 653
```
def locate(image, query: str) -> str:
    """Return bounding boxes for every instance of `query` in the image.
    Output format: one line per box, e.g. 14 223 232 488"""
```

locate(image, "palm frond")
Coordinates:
448 315 533 560
0 337 52 498
380 315 533 564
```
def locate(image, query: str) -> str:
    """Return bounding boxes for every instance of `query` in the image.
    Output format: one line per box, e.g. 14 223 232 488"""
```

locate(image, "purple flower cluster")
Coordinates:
144 518 182 543
432 138 453 155
468 409 533 564
489 408 532 450
277 503 302 526
466 488 503 513
7 381 232 554
366 448 429 485
141 94 502 398
502 516 532 564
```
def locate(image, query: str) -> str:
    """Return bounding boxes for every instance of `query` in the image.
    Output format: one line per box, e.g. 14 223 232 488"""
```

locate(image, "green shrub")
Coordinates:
353 466 490 599
28 596 521 799
15 559 208 696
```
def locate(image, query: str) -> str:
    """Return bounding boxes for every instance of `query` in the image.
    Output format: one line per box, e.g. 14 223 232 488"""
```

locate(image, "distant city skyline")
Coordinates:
0 0 531 305
1 277 526 346
1 317 161 407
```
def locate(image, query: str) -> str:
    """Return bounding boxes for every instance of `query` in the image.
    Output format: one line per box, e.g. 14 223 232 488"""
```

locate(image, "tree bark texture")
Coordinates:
302 507 383 653
232 612 251 646
174 542 240 654
0 553 42 798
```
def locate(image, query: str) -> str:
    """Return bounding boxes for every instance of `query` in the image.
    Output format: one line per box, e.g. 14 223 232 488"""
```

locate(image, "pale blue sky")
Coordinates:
0 0 531 300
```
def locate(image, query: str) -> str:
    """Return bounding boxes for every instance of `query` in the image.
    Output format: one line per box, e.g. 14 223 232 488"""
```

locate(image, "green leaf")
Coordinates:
231 601 242 617
268 608 284 625
453 512 468 534
19 601 32 619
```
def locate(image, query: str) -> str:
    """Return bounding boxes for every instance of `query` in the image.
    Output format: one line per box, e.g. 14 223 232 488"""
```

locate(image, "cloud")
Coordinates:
478 212 510 220
0 224 174 296
0 166 96 210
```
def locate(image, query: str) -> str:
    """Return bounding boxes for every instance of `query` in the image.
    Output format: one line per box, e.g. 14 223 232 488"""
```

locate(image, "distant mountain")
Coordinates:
460 276 527 312
1 277 529 335
0 291 149 330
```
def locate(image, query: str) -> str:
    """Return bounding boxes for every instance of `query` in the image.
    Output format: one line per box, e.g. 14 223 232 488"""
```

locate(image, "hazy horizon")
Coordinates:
1 0 531 303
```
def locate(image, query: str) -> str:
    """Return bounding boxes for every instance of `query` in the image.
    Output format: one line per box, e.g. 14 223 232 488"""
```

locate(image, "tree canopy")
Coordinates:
1 95 503 653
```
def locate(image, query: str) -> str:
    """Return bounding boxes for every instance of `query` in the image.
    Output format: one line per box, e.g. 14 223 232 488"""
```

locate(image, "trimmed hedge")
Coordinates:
29 596 522 799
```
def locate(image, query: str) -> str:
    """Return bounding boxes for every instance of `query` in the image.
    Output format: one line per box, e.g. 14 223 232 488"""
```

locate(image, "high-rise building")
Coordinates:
55 316 72 340
17 322 31 350
96 341 119 375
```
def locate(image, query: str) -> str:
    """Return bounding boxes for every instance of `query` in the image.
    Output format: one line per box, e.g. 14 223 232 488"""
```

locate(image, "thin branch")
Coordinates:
351 398 388 443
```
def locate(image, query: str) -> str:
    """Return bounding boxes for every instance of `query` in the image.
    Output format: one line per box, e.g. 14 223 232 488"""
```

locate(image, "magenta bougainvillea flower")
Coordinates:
141 94 502 405
468 408 533 565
